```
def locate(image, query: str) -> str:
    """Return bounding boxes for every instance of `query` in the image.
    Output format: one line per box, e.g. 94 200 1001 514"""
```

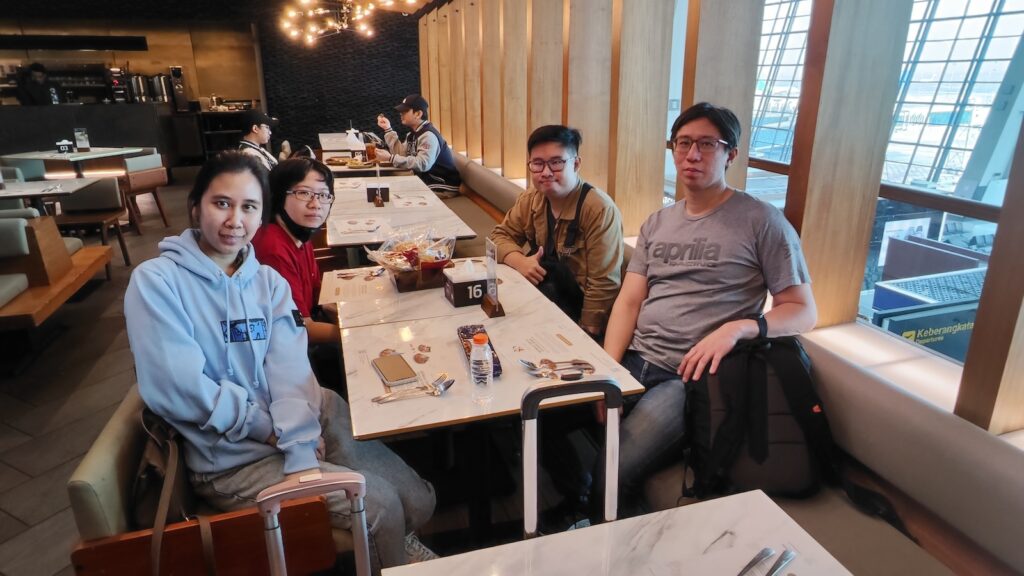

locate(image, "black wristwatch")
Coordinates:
751 313 768 339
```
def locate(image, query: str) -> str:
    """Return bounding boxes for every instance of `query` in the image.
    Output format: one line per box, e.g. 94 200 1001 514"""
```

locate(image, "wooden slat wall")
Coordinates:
426 10 441 133
501 0 528 179
450 0 468 153
956 116 1024 434
610 0 676 235
787 0 913 327
529 0 565 131
566 0 613 191
480 0 503 168
678 0 764 198
418 16 429 98
436 3 453 137
464 0 483 159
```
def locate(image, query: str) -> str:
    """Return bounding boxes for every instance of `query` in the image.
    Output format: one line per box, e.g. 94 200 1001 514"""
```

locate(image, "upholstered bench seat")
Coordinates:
0 274 29 308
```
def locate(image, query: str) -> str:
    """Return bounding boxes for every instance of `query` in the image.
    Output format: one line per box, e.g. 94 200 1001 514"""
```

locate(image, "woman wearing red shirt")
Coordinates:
253 158 344 389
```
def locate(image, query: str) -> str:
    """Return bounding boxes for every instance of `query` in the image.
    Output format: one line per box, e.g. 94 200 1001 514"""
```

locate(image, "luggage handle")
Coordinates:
521 378 623 539
256 472 369 576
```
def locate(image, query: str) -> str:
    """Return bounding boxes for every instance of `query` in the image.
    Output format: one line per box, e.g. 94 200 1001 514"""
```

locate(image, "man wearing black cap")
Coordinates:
238 109 280 172
376 94 462 198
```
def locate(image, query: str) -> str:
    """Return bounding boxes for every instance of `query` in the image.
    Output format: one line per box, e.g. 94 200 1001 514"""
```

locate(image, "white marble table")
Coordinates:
2 147 144 177
0 177 99 200
323 260 540 329
325 175 476 247
0 178 100 214
384 490 851 576
335 262 643 439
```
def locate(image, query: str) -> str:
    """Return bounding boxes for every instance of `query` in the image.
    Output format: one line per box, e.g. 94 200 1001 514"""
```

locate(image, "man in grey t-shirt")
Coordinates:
600 103 817 515
627 191 810 373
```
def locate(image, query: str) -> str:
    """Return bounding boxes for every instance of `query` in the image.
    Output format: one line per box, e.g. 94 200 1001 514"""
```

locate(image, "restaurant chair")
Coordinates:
54 178 130 279
0 207 84 256
119 148 170 234
0 159 46 182
1 166 26 211
68 385 362 575
0 218 31 309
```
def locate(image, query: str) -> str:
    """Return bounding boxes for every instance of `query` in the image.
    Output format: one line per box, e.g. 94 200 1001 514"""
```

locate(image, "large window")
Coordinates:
750 0 812 164
884 0 1024 201
747 0 1023 363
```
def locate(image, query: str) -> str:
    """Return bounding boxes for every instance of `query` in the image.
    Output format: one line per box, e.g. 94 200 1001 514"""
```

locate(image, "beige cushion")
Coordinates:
67 386 147 540
0 273 28 308
453 153 522 214
0 219 30 257
63 237 84 255
799 329 1024 571
60 178 123 212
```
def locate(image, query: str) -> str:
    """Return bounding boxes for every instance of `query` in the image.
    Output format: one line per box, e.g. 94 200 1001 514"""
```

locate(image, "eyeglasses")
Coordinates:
527 157 575 174
668 137 730 154
286 188 334 203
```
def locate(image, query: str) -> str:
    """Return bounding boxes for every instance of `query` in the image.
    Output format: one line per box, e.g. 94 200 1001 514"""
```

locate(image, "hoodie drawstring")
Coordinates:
238 275 260 388
224 277 233 377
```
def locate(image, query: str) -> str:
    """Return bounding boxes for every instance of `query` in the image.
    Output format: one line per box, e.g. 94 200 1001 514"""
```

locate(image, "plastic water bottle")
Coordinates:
470 333 494 404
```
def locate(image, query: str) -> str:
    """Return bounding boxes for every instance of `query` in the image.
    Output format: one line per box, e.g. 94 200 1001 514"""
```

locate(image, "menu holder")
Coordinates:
366 186 390 203
481 238 505 317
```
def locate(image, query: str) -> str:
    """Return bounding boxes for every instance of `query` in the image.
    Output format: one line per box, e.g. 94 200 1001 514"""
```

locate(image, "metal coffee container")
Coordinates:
129 74 149 102
149 74 172 102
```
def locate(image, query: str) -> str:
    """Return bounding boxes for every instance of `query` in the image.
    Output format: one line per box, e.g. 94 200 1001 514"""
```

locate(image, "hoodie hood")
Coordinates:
160 229 261 284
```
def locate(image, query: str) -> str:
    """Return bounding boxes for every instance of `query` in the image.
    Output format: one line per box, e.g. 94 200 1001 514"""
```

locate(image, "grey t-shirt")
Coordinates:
627 191 810 372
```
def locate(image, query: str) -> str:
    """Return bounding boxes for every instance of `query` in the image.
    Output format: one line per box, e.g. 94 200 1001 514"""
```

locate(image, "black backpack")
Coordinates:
683 337 837 499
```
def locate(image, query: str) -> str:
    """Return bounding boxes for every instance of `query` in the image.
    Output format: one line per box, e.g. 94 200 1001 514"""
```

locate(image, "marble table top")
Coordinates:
2 147 144 162
323 261 538 329
0 177 99 199
336 262 643 439
325 175 476 247
384 490 851 576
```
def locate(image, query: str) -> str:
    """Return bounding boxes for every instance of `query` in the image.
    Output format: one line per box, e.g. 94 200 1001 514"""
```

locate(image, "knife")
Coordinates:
736 547 775 576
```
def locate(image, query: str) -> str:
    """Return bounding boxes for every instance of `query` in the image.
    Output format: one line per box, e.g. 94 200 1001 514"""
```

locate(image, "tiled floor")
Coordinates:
0 185 192 576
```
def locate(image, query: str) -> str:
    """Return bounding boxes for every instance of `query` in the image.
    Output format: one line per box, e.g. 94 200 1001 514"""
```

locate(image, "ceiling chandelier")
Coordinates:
281 0 378 45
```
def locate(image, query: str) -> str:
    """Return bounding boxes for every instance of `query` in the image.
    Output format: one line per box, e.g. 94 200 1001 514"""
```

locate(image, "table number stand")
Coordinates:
482 238 505 317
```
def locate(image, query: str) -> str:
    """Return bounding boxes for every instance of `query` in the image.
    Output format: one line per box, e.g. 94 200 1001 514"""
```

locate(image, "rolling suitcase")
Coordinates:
256 471 371 576
521 379 624 538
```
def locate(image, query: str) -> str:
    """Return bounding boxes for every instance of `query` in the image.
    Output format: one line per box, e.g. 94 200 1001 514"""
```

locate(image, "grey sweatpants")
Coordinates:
190 387 436 572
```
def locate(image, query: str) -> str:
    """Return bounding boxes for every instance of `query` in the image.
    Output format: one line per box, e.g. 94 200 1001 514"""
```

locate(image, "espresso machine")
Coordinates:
107 67 129 103
149 74 172 103
129 74 149 102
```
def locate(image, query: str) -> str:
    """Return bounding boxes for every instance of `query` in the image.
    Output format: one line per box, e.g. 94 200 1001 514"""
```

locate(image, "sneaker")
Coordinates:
404 533 439 563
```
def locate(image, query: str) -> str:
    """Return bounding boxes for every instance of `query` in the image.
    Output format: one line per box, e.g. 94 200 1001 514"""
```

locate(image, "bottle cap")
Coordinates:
472 333 488 345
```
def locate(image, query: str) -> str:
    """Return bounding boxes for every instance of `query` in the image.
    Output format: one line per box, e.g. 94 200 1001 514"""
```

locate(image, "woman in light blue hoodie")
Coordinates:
124 152 436 571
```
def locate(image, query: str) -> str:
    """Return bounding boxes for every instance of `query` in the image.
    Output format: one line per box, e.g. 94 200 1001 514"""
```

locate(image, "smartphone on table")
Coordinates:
371 354 419 388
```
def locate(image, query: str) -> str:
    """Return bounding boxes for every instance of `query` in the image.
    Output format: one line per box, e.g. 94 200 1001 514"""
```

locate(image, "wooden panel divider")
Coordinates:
464 0 484 158
480 0 503 168
450 0 468 152
501 0 528 179
436 4 453 137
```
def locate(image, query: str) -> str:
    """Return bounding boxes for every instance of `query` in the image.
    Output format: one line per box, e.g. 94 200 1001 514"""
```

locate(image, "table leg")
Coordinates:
71 160 85 178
